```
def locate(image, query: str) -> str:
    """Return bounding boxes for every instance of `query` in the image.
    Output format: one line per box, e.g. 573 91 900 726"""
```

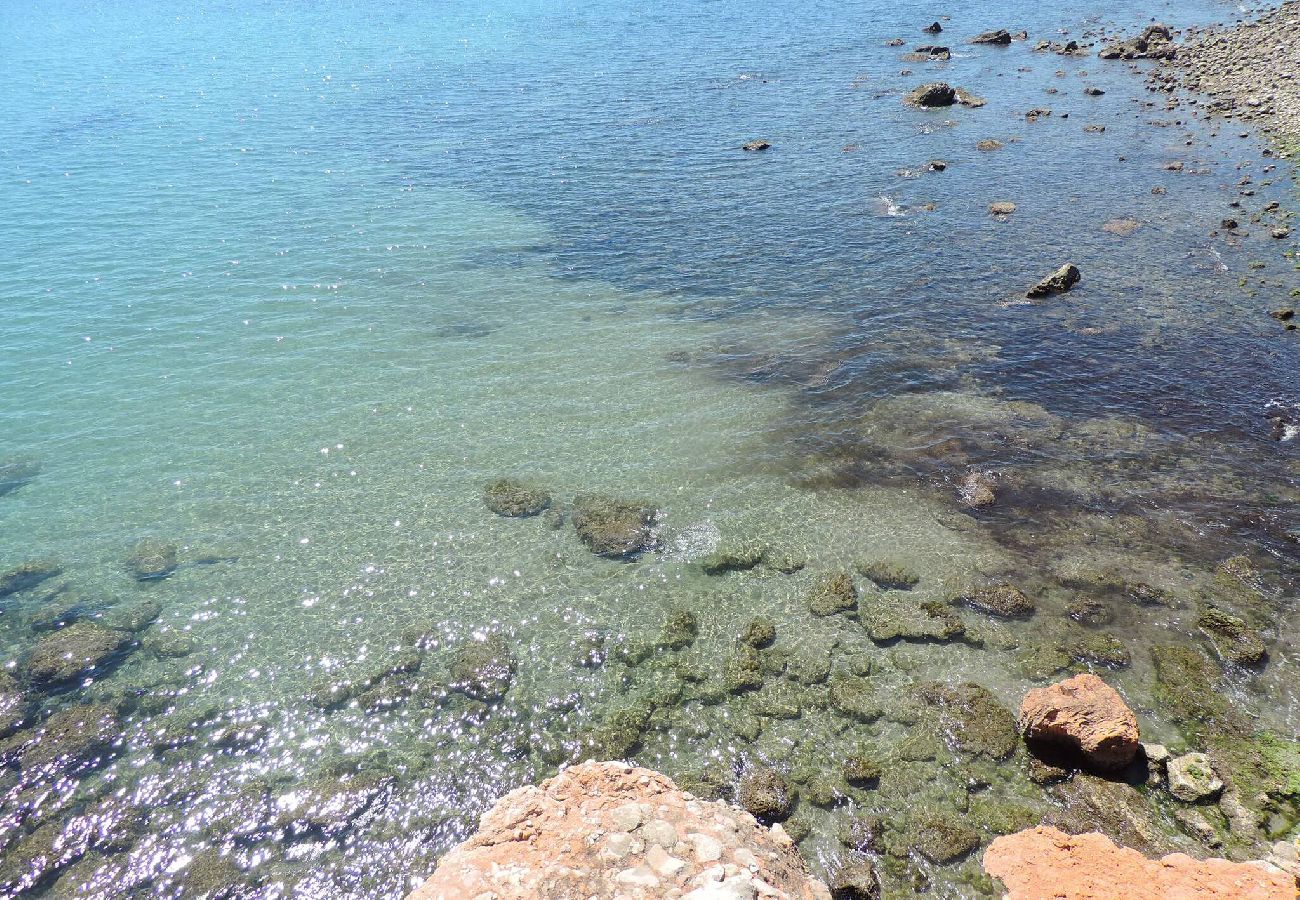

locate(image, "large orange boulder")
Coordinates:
1017 673 1139 771
407 761 833 900
983 826 1297 899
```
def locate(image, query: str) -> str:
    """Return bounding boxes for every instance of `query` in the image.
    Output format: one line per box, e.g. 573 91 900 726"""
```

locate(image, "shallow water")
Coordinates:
0 0 1297 897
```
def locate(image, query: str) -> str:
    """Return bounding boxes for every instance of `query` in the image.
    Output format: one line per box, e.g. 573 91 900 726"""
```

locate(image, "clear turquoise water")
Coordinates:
1 0 1297 897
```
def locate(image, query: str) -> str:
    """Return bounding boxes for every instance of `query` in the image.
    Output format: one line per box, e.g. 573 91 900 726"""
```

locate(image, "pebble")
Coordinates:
611 802 645 832
691 832 725 863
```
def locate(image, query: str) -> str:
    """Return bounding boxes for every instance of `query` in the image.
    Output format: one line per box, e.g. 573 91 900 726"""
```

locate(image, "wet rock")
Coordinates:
1196 607 1267 666
25 623 133 686
1167 753 1224 802
738 768 794 822
2 702 120 773
125 540 178 581
658 607 698 650
786 647 831 685
144 629 196 659
0 457 41 496
955 87 987 107
1065 632 1131 668
25 590 97 632
104 598 162 633
482 478 552 517
922 21 942 34
989 201 1017 217
843 752 883 787
915 681 1018 759
1083 86 1105 96
830 859 880 900
861 596 964 644
808 571 857 616
1066 597 1113 626
1025 107 1053 121
281 771 394 836
178 849 245 899
906 45 951 62
959 470 997 507
1026 263 1081 298
741 139 771 152
700 543 765 575
1151 643 1231 735
1103 218 1141 236
723 646 765 694
738 617 776 649
976 139 1004 151
1018 673 1139 771
958 583 1035 619
448 635 516 701
0 672 28 738
828 676 884 723
972 29 1013 45
911 811 981 863
763 548 807 574
0 559 63 598
856 560 918 591
571 494 657 559
0 820 82 894
928 159 948 172
905 82 957 107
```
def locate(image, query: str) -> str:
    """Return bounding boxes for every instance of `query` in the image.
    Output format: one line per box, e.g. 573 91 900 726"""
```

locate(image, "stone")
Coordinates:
741 140 771 152
25 622 133 686
829 859 880 900
0 559 63 598
0 672 27 739
1026 263 1081 298
959 470 997 507
955 87 986 107
1018 673 1140 771
855 561 918 590
983 826 1293 899
0 457 41 496
571 494 657 559
1103 218 1142 236
860 596 964 644
1 702 120 773
972 29 1013 45
659 607 699 650
808 571 857 616
915 681 1018 759
958 583 1035 618
827 675 884 723
842 753 882 787
738 617 776 649
922 22 942 34
904 82 957 107
1167 753 1224 802
989 201 1017 216
976 139 1004 151
1066 597 1113 626
1065 632 1131 669
125 540 178 581
702 544 765 575
738 769 794 822
482 478 552 517
105 598 162 633
448 634 516 701
911 812 981 863
1196 607 1267 666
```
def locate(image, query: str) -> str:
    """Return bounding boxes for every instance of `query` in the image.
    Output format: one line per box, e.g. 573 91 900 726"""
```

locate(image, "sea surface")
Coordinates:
0 0 1297 897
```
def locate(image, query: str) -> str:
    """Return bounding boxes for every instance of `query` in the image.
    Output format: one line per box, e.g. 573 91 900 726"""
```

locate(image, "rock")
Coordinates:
1083 86 1105 96
0 559 63 598
1025 107 1053 121
1167 753 1224 802
178 849 246 899
843 752 882 787
1 702 121 773
983 826 1293 899
659 607 699 650
1103 218 1141 236
959 470 997 507
25 622 133 686
0 457 41 496
860 596 964 644
905 82 956 107
915 681 1019 759
407 762 831 899
741 140 771 152
911 812 981 863
808 571 857 616
0 672 28 738
976 139 1004 151
972 29 1013 45
738 768 794 822
908 45 951 61
958 583 1035 618
448 635 516 701
483 478 552 517
1065 632 1131 669
105 598 162 633
928 159 948 171
1018 673 1140 771
829 859 880 900
855 560 918 590
144 629 195 659
571 494 657 559
955 87 987 107
1066 597 1113 626
827 675 884 723
125 540 178 581
701 544 765 575
989 201 1017 216
738 617 776 649
1026 263 1081 298
1196 607 1267 666
922 21 942 34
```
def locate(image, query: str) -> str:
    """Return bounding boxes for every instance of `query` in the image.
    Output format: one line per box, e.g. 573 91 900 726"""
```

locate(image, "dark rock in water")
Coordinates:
571 494 657 559
125 540 178 581
279 772 394 836
1065 632 1131 668
738 768 794 822
1098 24 1174 61
856 560 919 591
830 858 881 900
1026 263 1081 298
904 82 957 107
1025 106 1053 121
959 470 997 507
839 814 886 853
1196 607 1267 666
1 702 121 773
843 751 883 787
658 607 698 650
861 595 964 643
958 583 1035 618
723 645 765 693
448 635 516 702
922 21 943 34
0 819 82 894
25 589 98 632
482 478 552 517
914 681 1018 759
912 44 951 60
0 559 63 599
0 671 28 738
928 159 948 172
911 811 981 863
954 87 986 107
971 29 1013 45
177 849 247 899
828 675 885 723
144 629 195 659
741 139 771 152
739 617 777 648
575 704 652 761
809 571 857 616
700 543 765 575
1083 86 1105 96
25 622 133 686
976 139 1004 151
105 598 162 633
1067 597 1113 626
0 457 41 497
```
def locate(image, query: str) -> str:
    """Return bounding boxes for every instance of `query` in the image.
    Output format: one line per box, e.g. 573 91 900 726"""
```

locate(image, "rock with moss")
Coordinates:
25 623 133 686
482 478 552 517
2 702 121 773
144 629 196 659
1066 632 1131 668
828 675 885 723
913 681 1017 759
0 672 28 738
910 811 981 863
1151 643 1234 737
844 751 883 787
105 598 162 633
839 814 886 853
571 494 657 559
856 560 919 591
1016 644 1071 680
1215 555 1259 587
723 646 765 694
575 704 652 761
125 540 178 581
280 771 394 836
751 682 804 719
0 559 63 599
796 769 846 808
1197 607 1267 666
25 590 96 632
657 607 698 650
1067 597 1113 626
738 768 794 822
700 543 765 575
969 794 1041 835
786 647 831 685
830 858 881 900
448 635 515 702
739 617 777 649
809 571 857 616
860 595 964 644
763 549 807 574
676 766 732 801
0 820 82 894
177 849 246 899
957 583 1035 618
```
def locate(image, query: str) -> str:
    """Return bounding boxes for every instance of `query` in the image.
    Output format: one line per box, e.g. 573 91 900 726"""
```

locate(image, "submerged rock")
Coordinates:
125 540 178 581
905 82 957 107
861 596 964 644
1026 263 1081 298
1196 607 1267 666
0 559 63 599
915 681 1018 759
571 494 657 559
911 811 981 863
0 457 41 496
25 622 133 686
829 859 880 900
739 617 777 649
657 607 698 650
2 702 121 773
809 571 857 616
448 635 516 702
0 672 28 738
1018 673 1139 771
738 768 795 822
972 29 1013 45
959 470 998 507
1167 752 1224 802
741 139 772 151
700 543 765 575
958 583 1035 619
482 478 552 517
1065 631 1131 669
856 560 919 591
105 598 162 633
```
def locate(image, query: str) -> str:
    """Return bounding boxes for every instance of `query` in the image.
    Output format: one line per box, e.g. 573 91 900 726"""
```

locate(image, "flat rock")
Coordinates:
1167 752 1224 802
1018 673 1139 771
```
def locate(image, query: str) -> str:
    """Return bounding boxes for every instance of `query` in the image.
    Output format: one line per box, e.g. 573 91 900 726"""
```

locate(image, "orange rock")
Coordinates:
984 826 1297 899
1018 673 1139 771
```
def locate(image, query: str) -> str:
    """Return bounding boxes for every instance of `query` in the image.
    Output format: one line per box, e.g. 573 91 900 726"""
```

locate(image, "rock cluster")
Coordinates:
407 761 834 900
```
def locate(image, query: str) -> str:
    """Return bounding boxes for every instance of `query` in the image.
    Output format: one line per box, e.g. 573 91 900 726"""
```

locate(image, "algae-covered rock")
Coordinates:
1196 607 1267 666
763 549 807 574
829 858 881 900
282 771 394 836
575 704 652 761
840 814 886 853
0 820 80 894
828 675 885 723
571 494 657 559
809 571 857 616
1151 643 1234 737
25 623 133 686
844 751 883 787
1016 644 1071 680
105 598 162 633
125 540 178 581
448 635 515 702
482 478 552 517
0 457 41 496
658 607 699 650
1066 597 1113 626
144 629 196 659
856 561 919 591
751 682 804 720
1066 632 1131 669
179 849 245 899
700 543 765 575
739 617 777 649
0 559 63 598
860 595 964 644
723 645 765 694
738 768 794 822
797 770 846 808
3 702 121 773
0 672 27 738
1167 753 1223 802
958 583 1035 619
786 647 831 685
910 811 981 863
914 681 1018 759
